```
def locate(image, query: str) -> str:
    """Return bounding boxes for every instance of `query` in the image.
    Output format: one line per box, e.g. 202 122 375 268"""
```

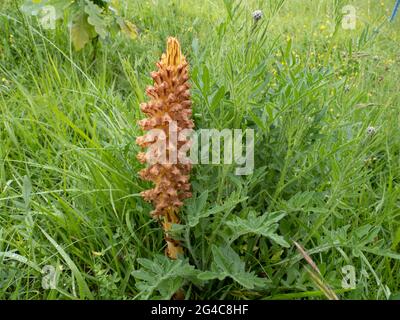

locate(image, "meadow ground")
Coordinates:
0 0 400 300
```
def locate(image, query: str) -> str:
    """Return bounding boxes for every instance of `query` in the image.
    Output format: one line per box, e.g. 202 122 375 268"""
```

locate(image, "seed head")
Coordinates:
252 10 263 22
366 126 376 136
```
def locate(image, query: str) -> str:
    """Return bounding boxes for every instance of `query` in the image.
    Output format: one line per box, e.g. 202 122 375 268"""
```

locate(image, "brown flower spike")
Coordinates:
137 37 194 259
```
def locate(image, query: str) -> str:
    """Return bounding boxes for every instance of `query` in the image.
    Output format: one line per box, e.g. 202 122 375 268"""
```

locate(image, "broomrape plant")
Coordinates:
136 37 193 260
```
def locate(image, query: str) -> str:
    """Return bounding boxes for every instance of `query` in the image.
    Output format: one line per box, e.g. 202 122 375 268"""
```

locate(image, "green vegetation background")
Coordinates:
0 0 400 299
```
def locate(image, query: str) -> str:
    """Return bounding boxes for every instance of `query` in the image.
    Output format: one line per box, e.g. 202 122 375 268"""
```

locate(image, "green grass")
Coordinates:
0 0 400 300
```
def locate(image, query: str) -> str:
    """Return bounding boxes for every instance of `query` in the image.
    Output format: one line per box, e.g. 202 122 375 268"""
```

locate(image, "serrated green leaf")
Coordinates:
231 271 266 289
198 271 225 281
84 0 108 39
267 233 290 248
186 190 208 227
226 211 290 247
212 244 244 275
187 191 247 227
198 245 268 289
286 191 317 210
132 255 199 299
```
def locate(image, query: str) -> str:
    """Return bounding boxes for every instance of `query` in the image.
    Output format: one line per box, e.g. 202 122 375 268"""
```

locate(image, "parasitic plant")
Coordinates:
137 37 193 259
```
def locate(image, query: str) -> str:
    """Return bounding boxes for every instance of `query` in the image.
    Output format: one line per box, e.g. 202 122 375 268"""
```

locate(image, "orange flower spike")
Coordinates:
137 37 193 259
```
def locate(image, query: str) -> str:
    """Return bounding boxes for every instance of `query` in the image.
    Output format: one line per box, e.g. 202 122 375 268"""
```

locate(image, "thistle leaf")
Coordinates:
226 211 290 247
186 191 247 227
198 245 268 289
132 255 199 299
186 190 208 227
